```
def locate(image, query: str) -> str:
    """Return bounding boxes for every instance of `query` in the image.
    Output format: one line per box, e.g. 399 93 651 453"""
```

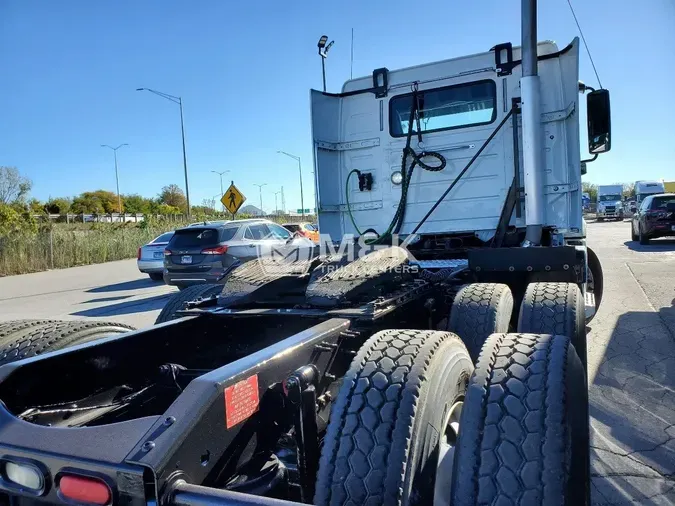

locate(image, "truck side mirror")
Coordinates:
587 89 611 154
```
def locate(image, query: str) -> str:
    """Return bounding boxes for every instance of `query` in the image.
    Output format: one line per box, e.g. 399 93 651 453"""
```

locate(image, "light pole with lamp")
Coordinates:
211 170 230 212
274 190 282 215
100 143 128 218
317 35 334 92
253 183 267 215
136 87 191 217
277 151 304 218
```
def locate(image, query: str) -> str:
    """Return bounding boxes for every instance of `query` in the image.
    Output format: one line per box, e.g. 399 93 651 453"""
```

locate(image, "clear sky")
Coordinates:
1 0 674 212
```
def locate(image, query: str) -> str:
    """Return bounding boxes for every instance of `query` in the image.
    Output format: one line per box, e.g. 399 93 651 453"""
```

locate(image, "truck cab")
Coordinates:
596 184 624 221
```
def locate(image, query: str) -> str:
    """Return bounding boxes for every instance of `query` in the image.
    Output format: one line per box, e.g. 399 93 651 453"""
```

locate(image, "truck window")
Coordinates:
389 80 496 137
598 194 622 202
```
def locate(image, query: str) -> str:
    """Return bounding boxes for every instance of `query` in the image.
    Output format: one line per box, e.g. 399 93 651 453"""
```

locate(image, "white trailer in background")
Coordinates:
635 180 665 207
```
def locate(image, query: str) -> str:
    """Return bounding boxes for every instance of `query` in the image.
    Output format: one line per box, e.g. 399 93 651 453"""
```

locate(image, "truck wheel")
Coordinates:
597 217 603 222
517 282 586 368
586 247 603 323
447 283 513 361
315 329 473 506
0 320 135 366
451 333 589 506
155 284 223 324
0 319 58 337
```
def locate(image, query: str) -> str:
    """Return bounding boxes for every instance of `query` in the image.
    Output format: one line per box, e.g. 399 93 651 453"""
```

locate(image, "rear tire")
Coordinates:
149 272 164 281
587 247 603 323
447 283 513 361
639 225 650 245
0 320 135 366
315 329 473 506
631 223 638 241
451 333 589 506
517 282 586 368
155 283 223 324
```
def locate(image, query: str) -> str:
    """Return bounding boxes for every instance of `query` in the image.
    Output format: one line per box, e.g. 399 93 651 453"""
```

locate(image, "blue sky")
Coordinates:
1 0 674 212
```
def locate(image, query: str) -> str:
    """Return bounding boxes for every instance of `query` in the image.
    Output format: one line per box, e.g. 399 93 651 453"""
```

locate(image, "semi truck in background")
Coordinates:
597 184 624 221
635 180 666 207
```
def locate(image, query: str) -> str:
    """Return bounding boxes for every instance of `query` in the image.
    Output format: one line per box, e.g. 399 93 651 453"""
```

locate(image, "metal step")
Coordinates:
585 291 596 320
410 259 469 269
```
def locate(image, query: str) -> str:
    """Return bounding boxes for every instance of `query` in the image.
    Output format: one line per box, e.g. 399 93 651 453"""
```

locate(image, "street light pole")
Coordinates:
274 190 282 215
253 184 267 215
317 36 334 93
277 151 304 218
101 143 128 218
211 170 230 212
136 87 191 217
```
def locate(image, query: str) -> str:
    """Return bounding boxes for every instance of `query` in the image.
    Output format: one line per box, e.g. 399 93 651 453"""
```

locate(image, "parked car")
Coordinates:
163 219 308 289
282 222 319 243
137 231 175 280
631 193 675 245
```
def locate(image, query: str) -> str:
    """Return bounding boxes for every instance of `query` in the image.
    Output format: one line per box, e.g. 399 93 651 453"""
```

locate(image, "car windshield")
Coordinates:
599 194 622 202
650 196 675 210
152 232 174 243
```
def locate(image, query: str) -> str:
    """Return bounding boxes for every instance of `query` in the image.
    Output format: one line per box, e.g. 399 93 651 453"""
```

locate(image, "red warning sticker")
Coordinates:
224 374 259 429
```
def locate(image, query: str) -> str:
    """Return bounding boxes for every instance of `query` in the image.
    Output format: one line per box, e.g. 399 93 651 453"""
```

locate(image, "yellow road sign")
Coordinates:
221 183 246 214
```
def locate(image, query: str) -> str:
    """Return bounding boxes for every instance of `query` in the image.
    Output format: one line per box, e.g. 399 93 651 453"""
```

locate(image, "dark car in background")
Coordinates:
631 193 675 245
163 219 299 289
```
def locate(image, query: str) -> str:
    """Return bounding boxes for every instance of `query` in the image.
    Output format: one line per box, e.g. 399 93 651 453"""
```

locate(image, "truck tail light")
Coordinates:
164 249 173 256
59 475 111 505
137 248 142 260
3 461 44 492
201 245 228 255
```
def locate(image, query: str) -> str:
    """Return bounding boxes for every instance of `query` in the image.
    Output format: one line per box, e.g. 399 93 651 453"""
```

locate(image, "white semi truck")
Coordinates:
635 180 666 206
597 184 624 221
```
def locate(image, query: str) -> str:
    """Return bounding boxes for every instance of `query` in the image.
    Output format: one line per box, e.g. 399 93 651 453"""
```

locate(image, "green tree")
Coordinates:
0 166 32 204
71 190 119 214
28 198 44 213
158 184 187 210
582 182 598 202
158 203 181 215
45 197 72 214
122 194 151 214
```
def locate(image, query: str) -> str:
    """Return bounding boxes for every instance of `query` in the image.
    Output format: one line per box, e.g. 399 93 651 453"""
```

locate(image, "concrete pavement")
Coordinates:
0 259 176 329
586 220 675 505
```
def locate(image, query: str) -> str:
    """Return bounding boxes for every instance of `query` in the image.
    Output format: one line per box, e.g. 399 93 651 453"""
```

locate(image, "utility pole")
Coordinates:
274 190 282 215
136 88 191 217
277 151 304 218
100 143 128 219
253 183 267 215
281 186 285 214
211 170 229 212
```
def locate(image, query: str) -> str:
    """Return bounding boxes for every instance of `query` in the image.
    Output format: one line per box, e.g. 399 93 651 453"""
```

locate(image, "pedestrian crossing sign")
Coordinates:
222 183 246 214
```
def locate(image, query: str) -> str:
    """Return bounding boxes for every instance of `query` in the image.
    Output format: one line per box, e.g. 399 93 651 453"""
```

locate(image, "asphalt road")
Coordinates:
0 259 177 328
0 220 673 503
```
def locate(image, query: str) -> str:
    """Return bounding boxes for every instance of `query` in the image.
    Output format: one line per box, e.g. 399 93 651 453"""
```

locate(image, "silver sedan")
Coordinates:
137 231 174 280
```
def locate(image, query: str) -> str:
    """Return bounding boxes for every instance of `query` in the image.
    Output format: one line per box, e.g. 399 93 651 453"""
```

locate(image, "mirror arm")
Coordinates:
581 153 599 164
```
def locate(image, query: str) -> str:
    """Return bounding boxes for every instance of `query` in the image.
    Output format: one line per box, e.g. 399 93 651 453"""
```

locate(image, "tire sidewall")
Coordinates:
401 339 472 505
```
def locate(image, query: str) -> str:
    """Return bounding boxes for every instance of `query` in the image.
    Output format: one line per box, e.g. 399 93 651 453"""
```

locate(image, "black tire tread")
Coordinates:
155 284 223 324
0 320 135 366
452 332 573 505
448 282 513 360
518 282 586 366
315 329 467 506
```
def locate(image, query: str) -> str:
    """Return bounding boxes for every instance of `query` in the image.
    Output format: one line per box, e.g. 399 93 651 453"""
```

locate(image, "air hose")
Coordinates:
345 83 446 244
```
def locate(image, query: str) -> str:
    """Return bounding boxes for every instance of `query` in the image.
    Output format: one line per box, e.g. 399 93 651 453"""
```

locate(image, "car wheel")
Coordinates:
631 222 638 241
639 224 650 245
149 272 164 281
